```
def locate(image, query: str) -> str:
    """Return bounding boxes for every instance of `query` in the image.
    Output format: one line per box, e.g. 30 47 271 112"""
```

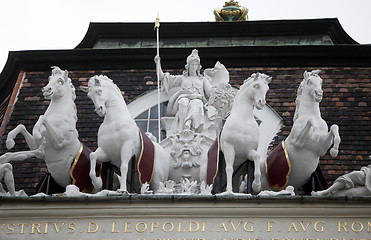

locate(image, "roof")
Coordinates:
0 18 363 106
76 18 358 49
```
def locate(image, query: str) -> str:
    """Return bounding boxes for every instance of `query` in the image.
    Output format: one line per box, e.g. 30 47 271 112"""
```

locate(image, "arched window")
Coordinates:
128 89 169 141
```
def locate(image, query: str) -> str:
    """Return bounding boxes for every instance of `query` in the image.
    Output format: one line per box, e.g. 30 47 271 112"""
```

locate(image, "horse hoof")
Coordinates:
117 189 129 195
311 191 319 197
92 178 103 190
252 181 261 193
217 190 234 196
5 139 15 150
311 191 326 197
330 148 338 157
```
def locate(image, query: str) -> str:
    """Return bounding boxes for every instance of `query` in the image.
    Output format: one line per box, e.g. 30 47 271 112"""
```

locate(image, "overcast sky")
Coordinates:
0 0 370 73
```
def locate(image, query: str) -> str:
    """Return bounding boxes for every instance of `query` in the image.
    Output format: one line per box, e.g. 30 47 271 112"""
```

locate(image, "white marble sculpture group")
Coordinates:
0 49 369 197
0 67 81 195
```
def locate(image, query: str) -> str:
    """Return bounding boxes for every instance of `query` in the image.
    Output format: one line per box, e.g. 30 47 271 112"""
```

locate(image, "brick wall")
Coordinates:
1 66 370 194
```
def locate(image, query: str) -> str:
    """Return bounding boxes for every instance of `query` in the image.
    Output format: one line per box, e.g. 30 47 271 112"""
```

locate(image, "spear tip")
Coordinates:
154 12 160 30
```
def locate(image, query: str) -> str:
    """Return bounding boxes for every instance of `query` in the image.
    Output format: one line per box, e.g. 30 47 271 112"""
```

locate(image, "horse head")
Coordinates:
80 75 121 117
293 70 323 122
299 69 323 103
43 66 76 101
241 72 271 110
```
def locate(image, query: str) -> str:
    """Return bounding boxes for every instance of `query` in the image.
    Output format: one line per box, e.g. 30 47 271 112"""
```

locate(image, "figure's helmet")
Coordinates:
184 49 202 76
186 49 200 65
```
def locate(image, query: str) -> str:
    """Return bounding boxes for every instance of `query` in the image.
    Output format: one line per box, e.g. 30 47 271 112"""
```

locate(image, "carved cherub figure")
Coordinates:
312 158 371 197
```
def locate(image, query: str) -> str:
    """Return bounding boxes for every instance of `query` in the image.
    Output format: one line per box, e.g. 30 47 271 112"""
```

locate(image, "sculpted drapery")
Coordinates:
159 49 213 133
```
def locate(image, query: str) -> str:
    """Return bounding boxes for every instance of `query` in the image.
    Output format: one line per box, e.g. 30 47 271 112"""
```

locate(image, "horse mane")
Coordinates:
293 69 321 121
89 75 122 94
50 66 78 123
51 66 76 100
237 72 271 98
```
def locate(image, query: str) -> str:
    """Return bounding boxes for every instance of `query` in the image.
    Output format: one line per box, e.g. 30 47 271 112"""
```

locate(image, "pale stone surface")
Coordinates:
221 72 271 194
63 185 123 197
259 70 341 192
0 64 353 199
258 186 295 197
155 49 214 134
155 50 235 136
155 49 237 189
0 163 16 196
81 75 170 194
0 196 370 239
312 162 371 197
0 189 27 197
0 67 81 191
161 130 213 186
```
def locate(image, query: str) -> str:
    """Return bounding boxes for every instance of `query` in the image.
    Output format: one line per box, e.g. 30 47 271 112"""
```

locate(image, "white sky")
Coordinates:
0 0 370 73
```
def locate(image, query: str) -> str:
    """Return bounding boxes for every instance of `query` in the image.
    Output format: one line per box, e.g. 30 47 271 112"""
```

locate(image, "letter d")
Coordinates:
88 222 98 233
189 222 200 232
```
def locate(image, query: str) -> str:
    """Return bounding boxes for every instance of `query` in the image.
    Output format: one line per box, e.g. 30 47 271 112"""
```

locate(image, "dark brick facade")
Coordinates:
1 65 370 195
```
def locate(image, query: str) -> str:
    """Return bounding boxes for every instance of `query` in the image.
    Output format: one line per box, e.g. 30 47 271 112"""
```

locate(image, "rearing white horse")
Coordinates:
81 75 169 194
220 72 271 194
0 67 81 192
260 70 341 192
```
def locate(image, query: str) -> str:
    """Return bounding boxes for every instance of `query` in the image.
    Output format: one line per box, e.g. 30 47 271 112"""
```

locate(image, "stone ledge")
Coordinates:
1 194 371 204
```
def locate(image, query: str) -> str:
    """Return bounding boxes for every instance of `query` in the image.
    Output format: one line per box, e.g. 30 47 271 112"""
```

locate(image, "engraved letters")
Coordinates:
0 220 370 239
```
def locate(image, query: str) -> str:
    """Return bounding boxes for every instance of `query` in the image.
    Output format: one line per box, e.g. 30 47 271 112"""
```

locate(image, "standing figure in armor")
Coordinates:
155 49 213 134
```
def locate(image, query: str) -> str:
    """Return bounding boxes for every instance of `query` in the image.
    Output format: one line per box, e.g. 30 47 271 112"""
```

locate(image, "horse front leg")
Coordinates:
329 124 340 157
41 117 70 149
317 124 341 157
290 120 312 149
32 116 46 141
6 124 40 150
221 142 235 194
117 144 134 194
89 147 108 192
249 150 262 193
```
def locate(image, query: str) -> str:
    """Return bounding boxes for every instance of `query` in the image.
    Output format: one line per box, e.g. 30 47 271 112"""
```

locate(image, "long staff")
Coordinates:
155 13 161 142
